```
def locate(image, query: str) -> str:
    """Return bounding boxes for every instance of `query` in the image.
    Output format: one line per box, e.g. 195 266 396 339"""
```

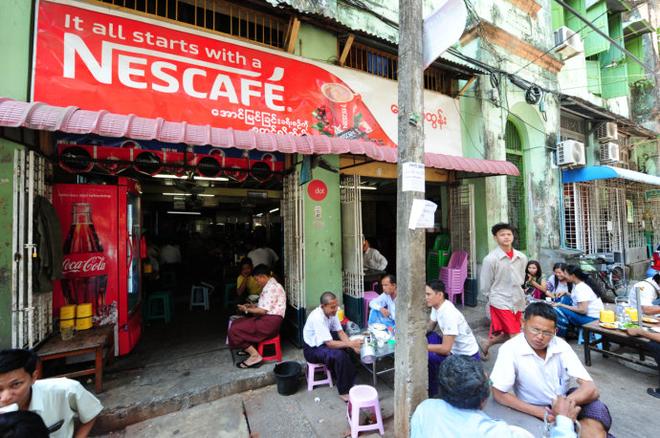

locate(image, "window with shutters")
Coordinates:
505 121 527 251
94 0 288 50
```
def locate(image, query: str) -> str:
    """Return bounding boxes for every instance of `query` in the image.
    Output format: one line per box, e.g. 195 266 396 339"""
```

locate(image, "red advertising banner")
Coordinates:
33 0 396 145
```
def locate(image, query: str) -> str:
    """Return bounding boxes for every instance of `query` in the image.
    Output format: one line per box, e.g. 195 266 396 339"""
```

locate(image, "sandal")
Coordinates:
236 360 263 369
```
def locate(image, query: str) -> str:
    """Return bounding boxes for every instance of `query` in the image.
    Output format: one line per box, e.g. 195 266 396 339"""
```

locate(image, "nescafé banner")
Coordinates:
33 0 462 155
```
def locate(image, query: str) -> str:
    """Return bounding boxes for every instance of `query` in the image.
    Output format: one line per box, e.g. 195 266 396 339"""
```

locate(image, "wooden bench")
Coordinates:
36 325 114 393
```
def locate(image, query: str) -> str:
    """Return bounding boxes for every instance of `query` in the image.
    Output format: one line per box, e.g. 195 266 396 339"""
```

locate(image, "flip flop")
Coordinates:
236 360 263 369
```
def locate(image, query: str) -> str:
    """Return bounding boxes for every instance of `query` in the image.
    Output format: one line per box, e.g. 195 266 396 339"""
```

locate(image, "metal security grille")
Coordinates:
12 150 53 348
282 172 304 309
96 0 288 49
344 42 452 94
505 121 526 250
449 184 476 278
340 175 364 298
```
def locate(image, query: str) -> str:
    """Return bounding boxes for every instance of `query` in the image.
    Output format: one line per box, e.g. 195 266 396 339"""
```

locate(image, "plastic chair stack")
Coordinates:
426 234 451 282
439 250 468 306
346 385 384 438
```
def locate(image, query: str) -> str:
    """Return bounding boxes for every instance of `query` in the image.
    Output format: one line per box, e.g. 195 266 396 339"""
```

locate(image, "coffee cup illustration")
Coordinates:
320 82 358 131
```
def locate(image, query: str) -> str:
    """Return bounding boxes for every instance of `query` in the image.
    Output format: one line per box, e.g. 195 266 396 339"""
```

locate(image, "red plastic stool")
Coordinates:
257 335 282 362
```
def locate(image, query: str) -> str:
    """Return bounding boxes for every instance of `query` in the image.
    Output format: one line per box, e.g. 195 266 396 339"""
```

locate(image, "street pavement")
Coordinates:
95 304 660 437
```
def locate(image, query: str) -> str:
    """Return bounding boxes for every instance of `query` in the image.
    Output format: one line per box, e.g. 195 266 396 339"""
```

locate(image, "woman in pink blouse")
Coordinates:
228 264 286 368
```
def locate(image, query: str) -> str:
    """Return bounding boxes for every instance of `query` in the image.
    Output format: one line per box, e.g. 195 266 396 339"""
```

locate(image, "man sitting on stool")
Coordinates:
302 292 363 402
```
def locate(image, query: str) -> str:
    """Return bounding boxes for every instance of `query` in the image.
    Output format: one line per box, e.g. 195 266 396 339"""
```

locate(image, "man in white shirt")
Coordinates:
0 349 103 438
479 223 528 359
425 280 480 397
302 292 362 401
362 238 387 272
491 302 612 438
159 241 182 265
368 274 397 328
628 274 660 315
411 355 579 438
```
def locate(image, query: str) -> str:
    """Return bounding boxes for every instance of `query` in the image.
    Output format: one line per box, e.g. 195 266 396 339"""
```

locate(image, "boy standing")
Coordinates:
479 223 527 359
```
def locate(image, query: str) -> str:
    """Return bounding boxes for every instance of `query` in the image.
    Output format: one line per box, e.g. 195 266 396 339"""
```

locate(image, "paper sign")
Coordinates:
402 162 426 193
408 199 437 229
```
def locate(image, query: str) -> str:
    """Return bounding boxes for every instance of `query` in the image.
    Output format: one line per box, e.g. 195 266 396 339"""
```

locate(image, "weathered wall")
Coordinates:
0 0 32 348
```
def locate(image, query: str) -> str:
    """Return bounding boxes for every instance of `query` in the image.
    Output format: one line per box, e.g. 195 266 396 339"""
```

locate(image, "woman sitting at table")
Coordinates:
552 265 603 333
546 263 573 305
228 264 286 369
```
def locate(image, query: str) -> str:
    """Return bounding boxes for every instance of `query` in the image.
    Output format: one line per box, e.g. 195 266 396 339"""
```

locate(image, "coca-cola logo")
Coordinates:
62 253 108 277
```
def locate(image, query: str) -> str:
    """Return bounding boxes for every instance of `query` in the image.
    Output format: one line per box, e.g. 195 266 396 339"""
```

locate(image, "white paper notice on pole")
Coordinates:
423 0 468 69
408 199 438 229
402 162 426 193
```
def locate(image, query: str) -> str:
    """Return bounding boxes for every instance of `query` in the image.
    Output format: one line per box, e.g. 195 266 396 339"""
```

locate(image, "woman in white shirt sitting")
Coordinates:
552 265 604 330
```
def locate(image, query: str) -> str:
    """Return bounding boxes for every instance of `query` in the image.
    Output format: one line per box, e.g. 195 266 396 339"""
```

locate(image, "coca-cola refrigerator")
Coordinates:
53 178 142 356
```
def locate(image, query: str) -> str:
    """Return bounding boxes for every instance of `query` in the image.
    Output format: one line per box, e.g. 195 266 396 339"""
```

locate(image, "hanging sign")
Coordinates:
33 0 462 155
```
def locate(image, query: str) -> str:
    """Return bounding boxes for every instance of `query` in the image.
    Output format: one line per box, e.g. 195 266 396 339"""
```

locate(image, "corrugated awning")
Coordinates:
562 165 660 186
0 98 519 177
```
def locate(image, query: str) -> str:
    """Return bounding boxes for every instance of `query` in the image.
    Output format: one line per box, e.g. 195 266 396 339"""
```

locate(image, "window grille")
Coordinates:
449 184 476 278
96 0 288 49
344 42 452 94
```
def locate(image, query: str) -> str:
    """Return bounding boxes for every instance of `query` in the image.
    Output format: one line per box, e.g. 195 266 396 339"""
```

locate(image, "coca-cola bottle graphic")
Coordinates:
61 203 108 317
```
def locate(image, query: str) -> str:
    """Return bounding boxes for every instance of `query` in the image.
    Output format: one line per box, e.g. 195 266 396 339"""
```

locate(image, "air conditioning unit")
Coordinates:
554 26 583 59
557 140 586 167
596 122 618 143
600 142 619 164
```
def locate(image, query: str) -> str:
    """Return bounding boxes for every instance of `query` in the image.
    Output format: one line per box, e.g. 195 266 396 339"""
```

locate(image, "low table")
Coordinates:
360 341 395 387
36 325 114 393
582 319 659 379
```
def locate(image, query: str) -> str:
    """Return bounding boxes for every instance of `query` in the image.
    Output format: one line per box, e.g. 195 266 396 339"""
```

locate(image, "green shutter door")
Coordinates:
625 36 645 84
552 1 565 30
566 0 610 57
505 121 526 251
600 13 625 66
601 63 629 98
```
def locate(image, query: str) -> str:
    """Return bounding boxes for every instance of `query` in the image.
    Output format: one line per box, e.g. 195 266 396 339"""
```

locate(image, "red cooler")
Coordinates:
53 178 142 356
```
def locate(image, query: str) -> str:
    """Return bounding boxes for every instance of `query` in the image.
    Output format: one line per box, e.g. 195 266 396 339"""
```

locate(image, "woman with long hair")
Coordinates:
552 265 604 331
523 261 546 300
546 263 573 305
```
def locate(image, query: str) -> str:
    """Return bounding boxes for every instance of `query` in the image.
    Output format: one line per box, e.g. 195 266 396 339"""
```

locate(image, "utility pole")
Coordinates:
394 0 427 436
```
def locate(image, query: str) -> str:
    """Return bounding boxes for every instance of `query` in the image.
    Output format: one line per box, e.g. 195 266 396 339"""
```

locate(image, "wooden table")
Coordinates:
36 325 114 393
582 319 658 374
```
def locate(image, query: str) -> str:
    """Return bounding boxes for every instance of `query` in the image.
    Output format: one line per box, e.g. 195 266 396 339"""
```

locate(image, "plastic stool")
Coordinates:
346 385 384 438
578 329 603 350
306 363 333 391
190 285 210 311
146 291 172 323
257 335 282 362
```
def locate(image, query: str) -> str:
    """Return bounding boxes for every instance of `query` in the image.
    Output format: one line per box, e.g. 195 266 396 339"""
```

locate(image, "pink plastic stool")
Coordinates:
306 363 333 391
346 385 384 438
363 291 379 327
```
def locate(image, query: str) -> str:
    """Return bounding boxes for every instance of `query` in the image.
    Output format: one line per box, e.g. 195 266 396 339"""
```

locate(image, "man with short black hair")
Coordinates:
425 280 480 397
302 292 363 401
491 302 612 437
0 349 103 438
628 274 660 315
411 355 579 437
479 223 528 359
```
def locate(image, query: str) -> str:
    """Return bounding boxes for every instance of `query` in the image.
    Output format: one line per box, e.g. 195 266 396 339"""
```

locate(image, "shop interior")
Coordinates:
51 137 286 375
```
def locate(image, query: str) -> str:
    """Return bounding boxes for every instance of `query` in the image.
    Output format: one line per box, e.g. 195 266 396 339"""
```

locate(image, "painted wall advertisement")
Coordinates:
33 0 462 156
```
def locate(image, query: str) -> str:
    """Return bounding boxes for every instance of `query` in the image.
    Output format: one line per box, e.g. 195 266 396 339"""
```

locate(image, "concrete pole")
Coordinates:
394 0 428 435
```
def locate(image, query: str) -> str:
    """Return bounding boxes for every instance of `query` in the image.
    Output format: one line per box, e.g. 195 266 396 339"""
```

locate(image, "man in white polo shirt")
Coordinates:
425 280 480 397
0 349 103 438
628 274 660 315
302 291 363 401
490 302 612 438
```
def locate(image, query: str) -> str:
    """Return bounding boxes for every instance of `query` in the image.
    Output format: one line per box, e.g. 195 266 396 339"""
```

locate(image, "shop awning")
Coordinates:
562 165 660 186
0 98 519 177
